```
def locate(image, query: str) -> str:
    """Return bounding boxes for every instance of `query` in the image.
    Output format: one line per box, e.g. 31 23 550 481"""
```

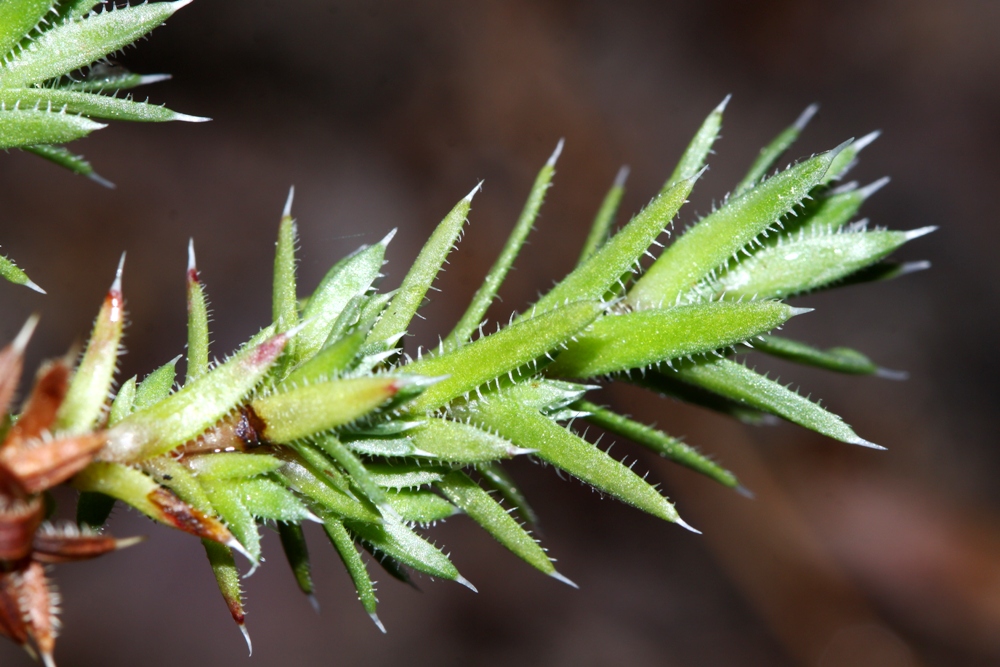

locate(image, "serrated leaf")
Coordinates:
186 240 210 384
22 143 112 187
132 356 178 413
404 299 604 412
366 463 446 490
576 399 740 490
710 227 934 300
182 452 282 481
0 250 44 292
668 357 879 447
366 190 475 353
282 330 365 387
201 539 249 650
0 88 204 122
578 165 629 264
275 458 380 523
457 383 689 527
628 143 849 307
0 0 56 58
628 368 773 425
532 174 697 316
107 375 135 426
749 335 889 377
0 105 104 148
323 518 384 630
547 300 802 378
272 189 298 337
437 470 562 580
295 238 388 364
310 434 389 510
663 95 728 192
477 462 539 526
277 521 315 599
734 104 817 197
200 479 260 563
407 418 523 464
105 331 289 462
346 513 470 588
445 144 560 350
56 259 124 433
251 376 404 444
385 489 458 524
1 1 189 88
227 477 315 523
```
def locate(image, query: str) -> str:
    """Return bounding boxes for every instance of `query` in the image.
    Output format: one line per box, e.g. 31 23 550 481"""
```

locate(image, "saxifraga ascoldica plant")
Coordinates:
0 2 936 665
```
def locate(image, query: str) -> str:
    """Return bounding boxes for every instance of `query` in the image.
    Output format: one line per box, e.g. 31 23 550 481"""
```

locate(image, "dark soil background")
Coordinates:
2 1 999 665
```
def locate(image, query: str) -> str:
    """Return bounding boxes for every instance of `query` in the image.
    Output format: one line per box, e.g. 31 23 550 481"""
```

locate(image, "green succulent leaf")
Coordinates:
0 249 45 292
749 334 904 378
663 95 728 192
734 104 818 197
277 521 316 601
323 518 385 631
385 488 459 524
0 0 58 58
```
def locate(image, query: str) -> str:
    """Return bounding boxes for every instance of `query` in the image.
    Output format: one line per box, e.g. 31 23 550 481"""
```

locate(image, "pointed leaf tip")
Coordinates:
676 517 702 534
172 112 211 123
87 171 115 189
852 437 886 451
898 260 931 276
13 313 41 353
858 176 891 199
546 138 565 167
788 307 815 316
283 186 295 218
904 226 938 241
464 181 483 202
171 0 195 11
613 164 630 188
370 613 387 633
735 485 755 499
455 574 478 592
111 252 126 294
875 367 909 381
308 594 321 613
853 130 881 152
23 278 46 294
794 103 819 131
239 623 252 656
138 74 173 85
549 570 579 589
380 228 398 246
715 93 733 113
187 238 197 273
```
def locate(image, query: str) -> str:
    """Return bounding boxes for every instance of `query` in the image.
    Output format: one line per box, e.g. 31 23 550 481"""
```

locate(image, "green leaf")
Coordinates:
786 178 889 237
733 104 817 197
251 376 406 444
282 330 365 387
445 143 561 350
366 187 477 353
366 462 446 490
385 489 458 524
710 226 935 300
200 479 260 564
346 513 474 590
275 458 380 523
59 68 171 92
628 368 774 425
532 174 698 316
272 188 299 338
547 300 804 378
575 400 741 491
0 250 44 292
201 539 251 654
628 142 850 307
22 143 113 187
0 106 104 149
477 462 539 526
310 434 389 511
183 452 283 481
437 470 571 584
749 334 903 378
404 299 604 412
578 166 629 264
0 0 56 58
185 240 210 384
228 477 316 523
56 255 125 433
407 418 526 463
1 0 191 88
107 375 136 426
669 357 881 448
457 383 694 529
132 356 179 413
662 95 728 192
141 455 214 514
323 518 385 631
277 522 315 602
105 330 289 462
295 235 390 364
0 88 207 122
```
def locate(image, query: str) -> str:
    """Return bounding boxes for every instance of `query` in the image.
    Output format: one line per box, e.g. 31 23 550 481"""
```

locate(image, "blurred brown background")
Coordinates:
2 0 998 665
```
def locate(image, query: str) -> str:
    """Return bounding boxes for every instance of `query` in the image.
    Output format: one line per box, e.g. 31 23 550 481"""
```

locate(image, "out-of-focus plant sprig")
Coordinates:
0 65 932 667
0 0 202 296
